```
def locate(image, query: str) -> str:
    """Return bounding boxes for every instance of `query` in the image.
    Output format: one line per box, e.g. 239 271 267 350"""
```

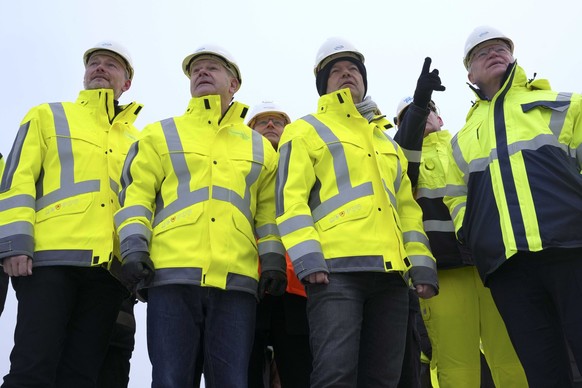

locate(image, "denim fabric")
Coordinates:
147 284 256 388
2 266 124 388
306 272 409 388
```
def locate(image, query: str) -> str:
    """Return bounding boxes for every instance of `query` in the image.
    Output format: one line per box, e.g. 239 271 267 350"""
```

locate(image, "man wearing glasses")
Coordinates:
445 25 582 387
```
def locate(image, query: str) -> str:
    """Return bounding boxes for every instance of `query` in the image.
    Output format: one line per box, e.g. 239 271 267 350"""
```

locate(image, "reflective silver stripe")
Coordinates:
1 121 29 192
276 142 291 217
160 118 191 198
226 272 258 293
0 194 35 212
467 155 491 175
212 186 252 226
0 221 33 239
151 267 203 285
153 188 209 228
34 249 94 267
403 230 430 250
36 180 100 210
277 215 314 236
311 183 373 222
402 148 421 164
549 93 572 138
110 178 119 194
256 223 279 239
327 255 384 271
507 133 565 157
383 180 397 209
445 184 466 197
34 104 101 210
423 219 455 233
416 187 447 199
450 202 466 221
115 205 153 228
408 254 436 270
288 239 322 260
258 240 285 256
119 223 152 244
451 138 470 180
302 115 374 222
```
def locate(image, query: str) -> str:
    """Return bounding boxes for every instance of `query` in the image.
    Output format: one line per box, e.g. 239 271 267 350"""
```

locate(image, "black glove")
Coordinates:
121 251 155 287
413 57 446 109
258 270 287 300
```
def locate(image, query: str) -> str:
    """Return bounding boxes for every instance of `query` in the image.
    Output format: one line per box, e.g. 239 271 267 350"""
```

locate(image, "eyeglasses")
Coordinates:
471 44 511 63
255 118 285 127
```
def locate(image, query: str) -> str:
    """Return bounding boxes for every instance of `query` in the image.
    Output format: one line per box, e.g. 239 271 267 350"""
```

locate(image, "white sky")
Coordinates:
1 0 580 386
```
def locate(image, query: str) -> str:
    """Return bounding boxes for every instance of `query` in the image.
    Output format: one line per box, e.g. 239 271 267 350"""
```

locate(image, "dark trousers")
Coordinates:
306 272 409 388
98 296 136 388
398 290 423 388
0 271 8 316
248 292 311 388
2 266 124 388
488 248 582 388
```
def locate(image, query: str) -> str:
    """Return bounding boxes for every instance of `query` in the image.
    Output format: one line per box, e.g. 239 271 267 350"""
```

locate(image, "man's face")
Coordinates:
252 113 287 149
467 41 514 87
325 60 365 103
189 58 239 99
424 109 443 137
83 52 131 99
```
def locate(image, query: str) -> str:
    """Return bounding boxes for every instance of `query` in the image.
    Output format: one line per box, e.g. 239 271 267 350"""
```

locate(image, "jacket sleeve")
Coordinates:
443 134 468 244
394 145 438 292
393 104 429 188
254 142 286 275
275 128 328 281
0 109 46 260
114 126 162 258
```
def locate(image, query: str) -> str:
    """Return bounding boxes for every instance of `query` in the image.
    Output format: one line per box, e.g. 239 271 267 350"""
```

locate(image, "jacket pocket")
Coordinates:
317 196 374 232
36 192 94 223
153 205 203 236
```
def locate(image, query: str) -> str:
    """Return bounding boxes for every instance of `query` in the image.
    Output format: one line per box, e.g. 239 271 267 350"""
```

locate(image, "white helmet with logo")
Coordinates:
83 41 134 80
247 101 291 128
313 37 365 76
463 25 514 69
182 44 242 86
394 96 414 126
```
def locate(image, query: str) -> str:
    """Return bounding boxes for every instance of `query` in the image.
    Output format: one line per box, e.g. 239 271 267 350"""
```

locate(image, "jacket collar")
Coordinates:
317 88 364 119
75 89 142 125
184 95 248 127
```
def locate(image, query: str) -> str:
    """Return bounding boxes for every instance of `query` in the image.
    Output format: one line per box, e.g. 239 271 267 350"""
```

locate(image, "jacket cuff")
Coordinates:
260 252 286 274
408 266 439 295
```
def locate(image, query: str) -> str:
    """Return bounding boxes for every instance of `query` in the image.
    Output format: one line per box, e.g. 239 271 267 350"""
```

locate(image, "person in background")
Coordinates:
247 101 312 388
115 44 286 388
0 41 142 388
394 56 527 388
0 154 7 317
275 37 438 388
445 25 582 387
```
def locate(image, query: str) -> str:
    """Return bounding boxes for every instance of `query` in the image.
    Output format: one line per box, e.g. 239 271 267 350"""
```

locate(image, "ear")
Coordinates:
437 116 444 128
467 70 475 85
121 78 132 93
229 76 240 94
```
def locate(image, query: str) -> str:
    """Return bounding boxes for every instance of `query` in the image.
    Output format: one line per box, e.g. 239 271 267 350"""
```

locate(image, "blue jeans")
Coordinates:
306 272 409 388
147 284 256 388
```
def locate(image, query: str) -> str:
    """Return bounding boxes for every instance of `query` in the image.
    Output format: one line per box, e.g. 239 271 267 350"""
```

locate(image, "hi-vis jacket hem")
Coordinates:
444 62 582 281
115 96 285 296
0 89 142 266
275 89 437 290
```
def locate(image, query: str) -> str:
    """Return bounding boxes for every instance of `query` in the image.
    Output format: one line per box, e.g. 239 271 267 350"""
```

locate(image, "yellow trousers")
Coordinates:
420 266 527 388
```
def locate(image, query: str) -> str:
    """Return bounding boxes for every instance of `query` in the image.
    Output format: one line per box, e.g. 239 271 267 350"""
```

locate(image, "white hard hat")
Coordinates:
182 44 242 85
394 96 414 125
313 37 365 76
83 41 134 80
463 25 514 69
247 101 291 128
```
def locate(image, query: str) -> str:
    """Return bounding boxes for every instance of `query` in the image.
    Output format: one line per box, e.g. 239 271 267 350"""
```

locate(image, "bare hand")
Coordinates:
415 284 436 299
305 271 329 284
3 255 33 277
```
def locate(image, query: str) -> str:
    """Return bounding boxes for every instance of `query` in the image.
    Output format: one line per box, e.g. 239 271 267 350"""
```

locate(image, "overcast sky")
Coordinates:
1 0 580 386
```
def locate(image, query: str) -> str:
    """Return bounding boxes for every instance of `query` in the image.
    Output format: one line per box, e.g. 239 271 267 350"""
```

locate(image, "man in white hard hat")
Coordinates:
0 40 142 387
394 58 527 387
445 25 582 387
275 37 438 387
115 45 286 387
246 102 312 388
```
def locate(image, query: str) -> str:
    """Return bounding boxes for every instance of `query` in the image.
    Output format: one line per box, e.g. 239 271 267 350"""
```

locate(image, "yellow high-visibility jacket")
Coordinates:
115 96 286 296
0 89 142 267
276 89 437 289
444 62 582 282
